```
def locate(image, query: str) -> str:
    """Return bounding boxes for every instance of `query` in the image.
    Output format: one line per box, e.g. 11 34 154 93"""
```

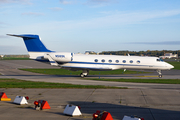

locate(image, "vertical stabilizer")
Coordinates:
7 34 53 60
7 34 52 52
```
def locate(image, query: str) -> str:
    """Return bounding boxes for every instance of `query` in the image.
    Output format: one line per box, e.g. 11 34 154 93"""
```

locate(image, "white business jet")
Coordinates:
7 34 174 78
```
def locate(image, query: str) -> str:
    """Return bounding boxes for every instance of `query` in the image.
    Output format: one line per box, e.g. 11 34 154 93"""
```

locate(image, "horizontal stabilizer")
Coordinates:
7 34 36 39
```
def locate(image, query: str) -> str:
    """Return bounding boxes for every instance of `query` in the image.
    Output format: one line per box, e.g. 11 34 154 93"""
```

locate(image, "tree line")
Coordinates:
0 55 29 58
100 50 180 57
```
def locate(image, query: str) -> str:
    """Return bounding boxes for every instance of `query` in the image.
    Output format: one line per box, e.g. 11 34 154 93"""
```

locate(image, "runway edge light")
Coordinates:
92 110 113 120
34 100 51 110
0 92 11 101
63 104 82 116
122 115 144 120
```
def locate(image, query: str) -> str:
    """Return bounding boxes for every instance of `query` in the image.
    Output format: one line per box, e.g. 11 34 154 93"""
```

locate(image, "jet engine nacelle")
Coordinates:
44 52 73 62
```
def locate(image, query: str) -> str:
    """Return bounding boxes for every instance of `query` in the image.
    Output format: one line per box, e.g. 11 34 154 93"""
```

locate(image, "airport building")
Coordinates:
85 51 97 54
159 53 178 59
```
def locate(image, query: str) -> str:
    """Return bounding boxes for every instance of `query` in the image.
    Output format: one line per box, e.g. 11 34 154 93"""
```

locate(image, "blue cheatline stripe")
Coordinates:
50 61 56 63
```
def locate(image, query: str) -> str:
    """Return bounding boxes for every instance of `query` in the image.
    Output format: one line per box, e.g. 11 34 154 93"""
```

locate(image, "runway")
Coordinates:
0 60 180 120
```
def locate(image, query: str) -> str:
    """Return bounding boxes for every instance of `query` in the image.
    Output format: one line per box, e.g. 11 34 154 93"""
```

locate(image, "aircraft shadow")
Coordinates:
67 101 180 120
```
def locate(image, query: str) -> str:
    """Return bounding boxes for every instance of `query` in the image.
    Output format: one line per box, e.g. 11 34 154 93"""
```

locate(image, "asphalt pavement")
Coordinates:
0 60 180 120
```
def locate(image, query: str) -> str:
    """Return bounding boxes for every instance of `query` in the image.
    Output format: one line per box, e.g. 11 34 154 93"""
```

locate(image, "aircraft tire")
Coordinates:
80 73 84 78
159 75 162 78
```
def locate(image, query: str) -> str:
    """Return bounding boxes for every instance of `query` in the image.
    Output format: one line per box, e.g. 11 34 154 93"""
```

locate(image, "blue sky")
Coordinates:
0 0 180 54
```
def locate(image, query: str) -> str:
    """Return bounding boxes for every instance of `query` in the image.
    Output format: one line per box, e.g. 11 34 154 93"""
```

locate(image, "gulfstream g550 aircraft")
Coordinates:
7 34 174 78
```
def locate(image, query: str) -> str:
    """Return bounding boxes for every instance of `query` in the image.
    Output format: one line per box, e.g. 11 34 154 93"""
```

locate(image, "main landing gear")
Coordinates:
80 70 89 78
157 70 162 78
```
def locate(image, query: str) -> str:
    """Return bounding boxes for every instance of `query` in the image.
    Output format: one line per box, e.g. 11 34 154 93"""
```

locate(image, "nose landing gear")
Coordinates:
157 70 162 78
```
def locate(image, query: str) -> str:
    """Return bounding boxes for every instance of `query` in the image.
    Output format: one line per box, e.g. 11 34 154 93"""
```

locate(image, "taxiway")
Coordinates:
0 60 180 120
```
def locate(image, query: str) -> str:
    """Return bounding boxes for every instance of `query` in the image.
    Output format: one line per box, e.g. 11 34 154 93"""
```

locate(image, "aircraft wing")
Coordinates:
61 66 112 71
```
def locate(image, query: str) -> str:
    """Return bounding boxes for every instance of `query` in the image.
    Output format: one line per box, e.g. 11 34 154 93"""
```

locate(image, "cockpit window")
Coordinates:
157 59 164 62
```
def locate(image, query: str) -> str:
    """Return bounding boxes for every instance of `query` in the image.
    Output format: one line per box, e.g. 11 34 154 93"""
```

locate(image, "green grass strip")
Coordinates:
167 61 180 70
0 78 127 89
87 78 180 84
0 58 30 60
19 68 146 75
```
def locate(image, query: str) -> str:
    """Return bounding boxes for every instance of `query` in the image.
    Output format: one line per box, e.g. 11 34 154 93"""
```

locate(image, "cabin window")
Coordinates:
101 59 105 63
130 60 133 63
123 60 126 63
94 59 98 62
115 60 119 63
109 60 112 63
137 60 140 64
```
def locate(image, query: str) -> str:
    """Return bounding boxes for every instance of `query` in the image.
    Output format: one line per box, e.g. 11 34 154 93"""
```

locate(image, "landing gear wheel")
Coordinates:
159 75 162 78
80 73 84 78
157 70 162 78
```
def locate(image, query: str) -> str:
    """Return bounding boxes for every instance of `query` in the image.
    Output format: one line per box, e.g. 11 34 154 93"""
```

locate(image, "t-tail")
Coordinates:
7 34 53 60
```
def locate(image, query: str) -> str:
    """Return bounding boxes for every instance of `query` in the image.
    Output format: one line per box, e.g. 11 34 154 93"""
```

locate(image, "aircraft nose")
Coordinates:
167 63 174 69
170 64 174 69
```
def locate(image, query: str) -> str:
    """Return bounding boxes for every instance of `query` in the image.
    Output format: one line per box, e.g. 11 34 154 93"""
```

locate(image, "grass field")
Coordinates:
87 78 180 84
0 78 126 89
167 61 180 70
0 58 30 60
19 68 145 76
